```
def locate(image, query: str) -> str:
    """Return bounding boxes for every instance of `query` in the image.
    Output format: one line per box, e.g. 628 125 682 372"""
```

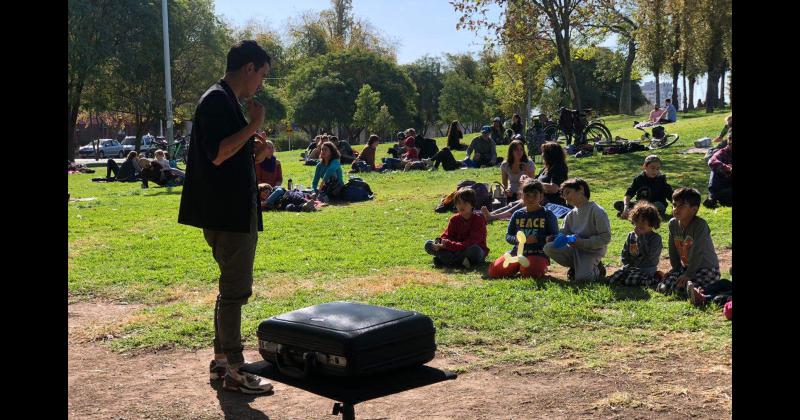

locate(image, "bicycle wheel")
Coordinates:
543 124 560 142
649 134 680 150
584 123 611 144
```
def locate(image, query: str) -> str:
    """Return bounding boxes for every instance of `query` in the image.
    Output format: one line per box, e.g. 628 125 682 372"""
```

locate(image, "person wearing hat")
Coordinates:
463 125 499 168
387 131 407 159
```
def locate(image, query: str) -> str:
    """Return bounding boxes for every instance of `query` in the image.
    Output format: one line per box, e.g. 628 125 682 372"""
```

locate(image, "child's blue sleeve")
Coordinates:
506 212 518 244
546 211 559 237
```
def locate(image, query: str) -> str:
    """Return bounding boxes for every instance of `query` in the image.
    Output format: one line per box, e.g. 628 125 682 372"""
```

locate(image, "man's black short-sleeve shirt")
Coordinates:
178 80 263 233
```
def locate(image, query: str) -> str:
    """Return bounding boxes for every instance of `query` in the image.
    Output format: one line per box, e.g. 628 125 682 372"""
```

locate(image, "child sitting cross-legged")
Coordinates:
424 187 489 269
613 154 673 220
543 178 611 283
606 202 664 287
656 187 720 296
488 181 558 278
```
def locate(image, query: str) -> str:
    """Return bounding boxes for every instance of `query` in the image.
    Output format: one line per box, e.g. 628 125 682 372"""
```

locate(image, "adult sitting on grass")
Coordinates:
351 134 379 172
480 140 536 223
543 178 611 283
94 151 141 182
490 117 504 144
312 141 344 195
331 135 356 164
381 129 419 171
634 104 665 129
387 131 407 158
177 39 273 394
511 113 523 136
446 120 468 150
255 138 282 187
703 133 732 208
704 114 732 161
658 98 678 124
464 125 499 168
424 187 489 269
536 141 569 207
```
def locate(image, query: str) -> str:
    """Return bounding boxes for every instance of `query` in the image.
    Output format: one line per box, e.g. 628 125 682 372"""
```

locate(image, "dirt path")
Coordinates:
68 300 731 419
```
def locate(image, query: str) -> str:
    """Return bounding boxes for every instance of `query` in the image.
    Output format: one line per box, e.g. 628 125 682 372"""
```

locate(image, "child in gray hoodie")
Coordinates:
656 187 720 296
543 178 611 282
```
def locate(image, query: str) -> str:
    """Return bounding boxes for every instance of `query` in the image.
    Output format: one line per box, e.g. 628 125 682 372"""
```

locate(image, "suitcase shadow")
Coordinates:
211 380 272 420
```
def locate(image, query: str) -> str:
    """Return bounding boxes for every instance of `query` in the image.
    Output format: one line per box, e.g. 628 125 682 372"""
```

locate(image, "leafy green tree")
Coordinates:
68 0 121 160
696 0 731 111
352 84 382 140
286 50 416 138
404 56 444 135
635 0 670 105
438 72 487 132
373 105 395 141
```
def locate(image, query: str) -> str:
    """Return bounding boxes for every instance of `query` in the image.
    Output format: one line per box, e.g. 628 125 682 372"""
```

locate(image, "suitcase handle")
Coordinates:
274 345 316 379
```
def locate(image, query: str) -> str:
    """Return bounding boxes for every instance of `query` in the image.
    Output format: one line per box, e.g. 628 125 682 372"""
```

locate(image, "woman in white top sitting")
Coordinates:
482 139 536 222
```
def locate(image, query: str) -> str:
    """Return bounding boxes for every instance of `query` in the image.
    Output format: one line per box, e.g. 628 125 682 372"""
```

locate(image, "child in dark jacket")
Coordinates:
424 188 489 268
613 154 673 220
607 202 664 286
488 181 558 278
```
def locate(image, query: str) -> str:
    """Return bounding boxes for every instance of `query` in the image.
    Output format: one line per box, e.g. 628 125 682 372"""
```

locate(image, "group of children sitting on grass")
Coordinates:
424 152 730 310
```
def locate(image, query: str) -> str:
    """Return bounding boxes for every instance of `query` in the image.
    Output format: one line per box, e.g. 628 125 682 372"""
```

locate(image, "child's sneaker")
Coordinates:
223 368 273 394
209 359 227 381
462 257 471 269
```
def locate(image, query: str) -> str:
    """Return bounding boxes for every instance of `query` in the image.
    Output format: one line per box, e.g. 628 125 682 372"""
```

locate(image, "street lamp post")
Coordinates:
162 0 174 150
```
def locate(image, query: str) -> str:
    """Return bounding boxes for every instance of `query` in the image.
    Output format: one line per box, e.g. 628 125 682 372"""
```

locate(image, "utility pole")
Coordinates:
162 0 174 149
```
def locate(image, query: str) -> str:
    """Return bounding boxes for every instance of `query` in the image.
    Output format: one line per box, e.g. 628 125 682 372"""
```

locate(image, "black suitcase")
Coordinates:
257 301 436 378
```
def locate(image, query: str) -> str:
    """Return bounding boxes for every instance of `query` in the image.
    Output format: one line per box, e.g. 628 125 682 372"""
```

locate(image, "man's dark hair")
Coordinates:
672 187 701 207
522 180 544 195
454 187 477 209
629 202 661 229
665 98 671 103
368 135 380 146
561 177 590 199
330 135 339 143
226 40 271 72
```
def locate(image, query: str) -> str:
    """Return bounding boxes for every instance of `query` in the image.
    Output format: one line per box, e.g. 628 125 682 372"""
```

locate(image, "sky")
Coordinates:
214 0 720 104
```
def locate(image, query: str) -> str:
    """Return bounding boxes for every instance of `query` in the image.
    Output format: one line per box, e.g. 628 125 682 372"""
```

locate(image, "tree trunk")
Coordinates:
672 70 680 111
552 19 581 112
525 87 532 131
619 37 635 115
682 61 688 112
654 73 661 107
671 22 681 110
68 80 85 162
135 111 143 152
688 76 696 110
705 71 719 113
719 65 726 107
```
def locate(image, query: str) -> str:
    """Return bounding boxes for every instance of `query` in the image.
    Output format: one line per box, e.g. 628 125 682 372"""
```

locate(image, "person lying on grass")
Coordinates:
488 180 558 279
543 178 611 283
656 187 721 297
613 154 673 220
606 202 664 287
424 187 489 269
94 151 141 182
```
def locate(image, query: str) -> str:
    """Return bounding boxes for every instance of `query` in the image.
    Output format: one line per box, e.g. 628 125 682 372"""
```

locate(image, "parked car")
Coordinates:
78 138 125 159
121 134 158 157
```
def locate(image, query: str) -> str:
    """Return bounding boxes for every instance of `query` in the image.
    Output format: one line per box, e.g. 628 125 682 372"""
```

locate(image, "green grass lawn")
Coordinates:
68 108 732 370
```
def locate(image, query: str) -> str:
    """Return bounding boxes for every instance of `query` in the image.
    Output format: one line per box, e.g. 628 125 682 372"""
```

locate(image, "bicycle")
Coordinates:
542 108 612 146
594 124 680 153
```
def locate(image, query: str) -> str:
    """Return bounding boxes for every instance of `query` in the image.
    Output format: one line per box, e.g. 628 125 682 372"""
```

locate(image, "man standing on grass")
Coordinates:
178 40 273 394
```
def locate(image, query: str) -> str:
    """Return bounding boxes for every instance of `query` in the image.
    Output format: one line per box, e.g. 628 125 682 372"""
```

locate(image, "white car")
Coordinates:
78 139 125 159
122 135 158 157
